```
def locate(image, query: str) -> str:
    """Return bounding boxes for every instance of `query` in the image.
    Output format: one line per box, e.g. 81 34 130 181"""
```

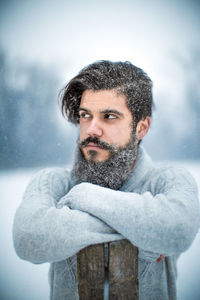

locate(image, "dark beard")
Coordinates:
71 135 139 190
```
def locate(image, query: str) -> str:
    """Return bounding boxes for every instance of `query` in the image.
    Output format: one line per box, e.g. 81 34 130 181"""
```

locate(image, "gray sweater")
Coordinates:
13 147 200 300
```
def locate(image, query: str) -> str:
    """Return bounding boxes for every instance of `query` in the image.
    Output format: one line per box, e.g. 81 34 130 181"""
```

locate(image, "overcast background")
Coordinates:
0 0 200 299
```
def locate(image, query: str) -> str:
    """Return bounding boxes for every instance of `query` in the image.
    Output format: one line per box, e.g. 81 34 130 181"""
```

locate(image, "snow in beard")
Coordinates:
71 134 139 190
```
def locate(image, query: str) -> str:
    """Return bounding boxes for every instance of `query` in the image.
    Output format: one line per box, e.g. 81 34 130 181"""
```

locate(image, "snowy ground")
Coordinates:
0 162 200 300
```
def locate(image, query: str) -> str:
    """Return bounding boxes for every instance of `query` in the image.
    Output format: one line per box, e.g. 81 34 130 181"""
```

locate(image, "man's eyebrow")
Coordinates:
79 107 91 113
78 107 124 117
100 109 124 117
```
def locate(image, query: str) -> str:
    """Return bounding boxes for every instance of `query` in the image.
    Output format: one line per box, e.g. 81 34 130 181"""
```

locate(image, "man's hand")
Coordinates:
59 182 98 211
157 254 165 262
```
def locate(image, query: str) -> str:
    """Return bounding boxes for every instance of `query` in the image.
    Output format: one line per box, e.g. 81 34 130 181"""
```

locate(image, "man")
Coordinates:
13 61 200 300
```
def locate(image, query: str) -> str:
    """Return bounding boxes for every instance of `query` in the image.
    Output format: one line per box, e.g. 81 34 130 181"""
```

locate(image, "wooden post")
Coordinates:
77 240 138 300
109 240 138 299
77 244 105 300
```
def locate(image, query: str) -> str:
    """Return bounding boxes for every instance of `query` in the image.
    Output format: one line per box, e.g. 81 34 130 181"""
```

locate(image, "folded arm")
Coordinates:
64 167 200 256
13 168 122 264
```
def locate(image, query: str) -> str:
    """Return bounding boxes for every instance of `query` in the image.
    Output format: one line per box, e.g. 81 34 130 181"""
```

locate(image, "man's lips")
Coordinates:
83 142 106 150
85 143 103 149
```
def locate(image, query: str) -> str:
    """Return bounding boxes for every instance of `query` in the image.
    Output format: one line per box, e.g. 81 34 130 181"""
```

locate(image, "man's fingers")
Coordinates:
156 254 165 263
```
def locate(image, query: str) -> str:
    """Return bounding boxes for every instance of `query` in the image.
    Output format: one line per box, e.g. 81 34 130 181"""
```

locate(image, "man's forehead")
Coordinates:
80 89 128 110
81 88 125 98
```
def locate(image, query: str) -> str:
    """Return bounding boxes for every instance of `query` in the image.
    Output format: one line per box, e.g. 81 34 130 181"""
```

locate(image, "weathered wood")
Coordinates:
77 244 105 300
77 240 138 300
109 240 138 299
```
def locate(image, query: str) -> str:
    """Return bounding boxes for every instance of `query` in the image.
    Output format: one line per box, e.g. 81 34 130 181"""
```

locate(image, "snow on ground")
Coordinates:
0 162 200 300
0 169 49 300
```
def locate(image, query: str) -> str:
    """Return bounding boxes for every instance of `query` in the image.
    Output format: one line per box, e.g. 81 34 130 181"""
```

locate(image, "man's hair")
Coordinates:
60 60 153 126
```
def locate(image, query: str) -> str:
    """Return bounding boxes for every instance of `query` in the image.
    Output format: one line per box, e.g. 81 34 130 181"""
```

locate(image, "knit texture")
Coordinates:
13 147 200 300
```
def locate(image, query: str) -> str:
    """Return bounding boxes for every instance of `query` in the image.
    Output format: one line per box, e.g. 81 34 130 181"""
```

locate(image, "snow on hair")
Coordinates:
60 60 153 126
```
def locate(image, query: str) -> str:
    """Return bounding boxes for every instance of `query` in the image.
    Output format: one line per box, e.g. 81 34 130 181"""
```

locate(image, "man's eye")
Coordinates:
104 114 117 120
80 112 91 119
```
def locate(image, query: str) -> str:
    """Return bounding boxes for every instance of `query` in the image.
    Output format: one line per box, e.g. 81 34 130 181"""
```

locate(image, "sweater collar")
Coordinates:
120 146 153 192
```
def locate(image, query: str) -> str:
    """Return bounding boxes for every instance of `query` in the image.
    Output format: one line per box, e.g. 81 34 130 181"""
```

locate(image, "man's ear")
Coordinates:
136 117 151 140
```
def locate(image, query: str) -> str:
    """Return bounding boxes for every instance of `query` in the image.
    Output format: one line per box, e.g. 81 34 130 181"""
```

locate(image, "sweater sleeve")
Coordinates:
12 168 121 264
64 166 200 256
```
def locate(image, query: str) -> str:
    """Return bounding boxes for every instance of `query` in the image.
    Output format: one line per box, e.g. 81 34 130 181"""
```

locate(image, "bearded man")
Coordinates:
13 61 200 300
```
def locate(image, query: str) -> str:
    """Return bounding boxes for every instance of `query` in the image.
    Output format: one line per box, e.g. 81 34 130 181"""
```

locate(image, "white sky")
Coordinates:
0 0 199 81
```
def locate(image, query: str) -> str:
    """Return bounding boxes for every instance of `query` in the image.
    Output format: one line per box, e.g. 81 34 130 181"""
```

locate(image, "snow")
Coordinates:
0 169 49 300
0 163 200 300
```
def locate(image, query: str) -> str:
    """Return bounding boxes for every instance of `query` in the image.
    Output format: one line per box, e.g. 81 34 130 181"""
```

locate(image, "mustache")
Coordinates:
79 137 117 152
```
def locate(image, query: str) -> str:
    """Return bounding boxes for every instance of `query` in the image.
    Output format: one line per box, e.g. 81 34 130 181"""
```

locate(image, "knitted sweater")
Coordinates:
13 147 200 300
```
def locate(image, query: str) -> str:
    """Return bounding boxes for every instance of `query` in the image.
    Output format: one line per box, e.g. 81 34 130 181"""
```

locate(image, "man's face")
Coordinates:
79 89 133 162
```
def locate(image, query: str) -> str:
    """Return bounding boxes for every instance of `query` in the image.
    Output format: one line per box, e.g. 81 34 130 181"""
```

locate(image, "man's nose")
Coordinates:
86 119 103 137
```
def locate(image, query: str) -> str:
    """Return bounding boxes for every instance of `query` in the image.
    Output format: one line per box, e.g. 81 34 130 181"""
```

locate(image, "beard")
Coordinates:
71 133 139 190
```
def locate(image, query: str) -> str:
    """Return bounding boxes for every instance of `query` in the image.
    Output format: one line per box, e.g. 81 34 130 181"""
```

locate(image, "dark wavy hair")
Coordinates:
60 60 153 127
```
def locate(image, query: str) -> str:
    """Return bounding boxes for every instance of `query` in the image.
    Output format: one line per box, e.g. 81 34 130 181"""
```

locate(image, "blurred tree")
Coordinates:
0 48 75 169
177 50 200 159
145 49 200 161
